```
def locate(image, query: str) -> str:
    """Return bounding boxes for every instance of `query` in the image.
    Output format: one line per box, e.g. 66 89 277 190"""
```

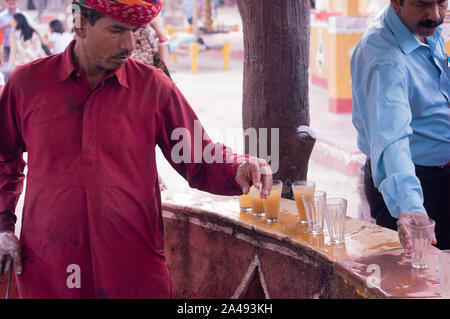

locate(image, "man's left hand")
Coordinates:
235 157 273 198
397 211 437 254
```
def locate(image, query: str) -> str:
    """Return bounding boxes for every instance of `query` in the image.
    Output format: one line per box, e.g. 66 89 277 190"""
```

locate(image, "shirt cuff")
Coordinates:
378 173 427 218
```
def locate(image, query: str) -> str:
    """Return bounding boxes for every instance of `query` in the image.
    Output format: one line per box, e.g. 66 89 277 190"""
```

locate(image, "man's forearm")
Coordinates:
0 155 26 232
374 140 426 218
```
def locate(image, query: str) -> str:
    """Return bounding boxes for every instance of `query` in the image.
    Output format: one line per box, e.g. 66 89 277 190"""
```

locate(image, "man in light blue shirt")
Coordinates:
351 0 450 250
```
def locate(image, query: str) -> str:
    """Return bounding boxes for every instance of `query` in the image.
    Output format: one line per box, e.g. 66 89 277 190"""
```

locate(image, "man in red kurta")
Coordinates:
0 0 272 298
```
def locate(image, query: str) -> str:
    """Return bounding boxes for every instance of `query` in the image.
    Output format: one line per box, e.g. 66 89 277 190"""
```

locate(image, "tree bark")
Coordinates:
202 0 213 31
237 0 315 198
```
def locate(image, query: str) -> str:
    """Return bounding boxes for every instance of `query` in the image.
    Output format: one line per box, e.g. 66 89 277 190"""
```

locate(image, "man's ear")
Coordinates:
390 0 402 13
73 14 87 39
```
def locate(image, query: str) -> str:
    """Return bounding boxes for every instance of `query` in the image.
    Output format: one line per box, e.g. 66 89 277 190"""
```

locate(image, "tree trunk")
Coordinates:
237 0 315 198
202 0 213 31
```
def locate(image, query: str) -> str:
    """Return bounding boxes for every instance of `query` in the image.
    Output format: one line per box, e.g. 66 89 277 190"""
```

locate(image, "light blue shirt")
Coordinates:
351 4 450 218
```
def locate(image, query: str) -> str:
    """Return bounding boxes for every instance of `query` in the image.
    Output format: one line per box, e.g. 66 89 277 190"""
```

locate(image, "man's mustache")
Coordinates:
112 51 132 58
418 17 444 28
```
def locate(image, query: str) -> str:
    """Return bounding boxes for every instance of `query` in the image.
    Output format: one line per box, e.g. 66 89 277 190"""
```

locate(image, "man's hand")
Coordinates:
397 211 437 254
0 231 22 275
235 157 273 198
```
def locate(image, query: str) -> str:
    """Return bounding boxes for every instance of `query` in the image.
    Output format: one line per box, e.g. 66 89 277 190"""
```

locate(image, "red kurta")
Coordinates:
0 41 244 298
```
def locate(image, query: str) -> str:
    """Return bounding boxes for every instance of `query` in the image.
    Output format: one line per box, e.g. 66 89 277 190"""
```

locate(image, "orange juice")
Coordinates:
250 186 265 216
263 181 283 222
239 193 252 210
292 181 316 222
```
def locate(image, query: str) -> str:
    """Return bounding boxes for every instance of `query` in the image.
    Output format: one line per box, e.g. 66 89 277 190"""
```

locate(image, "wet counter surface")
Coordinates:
161 189 444 298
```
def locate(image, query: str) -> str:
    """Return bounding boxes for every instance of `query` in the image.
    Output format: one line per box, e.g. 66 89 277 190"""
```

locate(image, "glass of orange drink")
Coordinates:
292 180 316 223
250 185 265 217
263 180 283 224
239 193 252 211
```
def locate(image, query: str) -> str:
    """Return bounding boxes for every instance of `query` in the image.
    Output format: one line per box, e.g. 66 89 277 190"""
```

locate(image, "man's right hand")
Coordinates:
397 211 437 254
0 231 22 274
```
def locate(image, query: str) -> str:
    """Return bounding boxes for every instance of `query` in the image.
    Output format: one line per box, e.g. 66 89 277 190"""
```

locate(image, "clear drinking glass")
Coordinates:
263 180 283 224
249 185 265 217
436 250 450 298
239 193 252 211
408 218 435 269
302 190 327 235
324 198 347 244
292 180 316 224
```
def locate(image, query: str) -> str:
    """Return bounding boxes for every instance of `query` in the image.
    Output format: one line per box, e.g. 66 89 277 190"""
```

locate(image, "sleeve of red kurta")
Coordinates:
156 83 249 196
0 81 26 232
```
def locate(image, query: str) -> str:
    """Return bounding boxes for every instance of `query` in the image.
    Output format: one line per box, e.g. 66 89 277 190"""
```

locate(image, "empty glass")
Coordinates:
436 250 450 298
302 190 327 235
324 198 347 244
408 217 435 269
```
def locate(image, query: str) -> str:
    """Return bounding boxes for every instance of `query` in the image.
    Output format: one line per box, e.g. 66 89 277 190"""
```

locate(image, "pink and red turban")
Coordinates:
75 0 162 26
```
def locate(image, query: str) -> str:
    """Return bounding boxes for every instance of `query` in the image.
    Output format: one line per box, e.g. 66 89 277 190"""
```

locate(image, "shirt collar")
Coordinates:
58 39 129 89
385 4 442 55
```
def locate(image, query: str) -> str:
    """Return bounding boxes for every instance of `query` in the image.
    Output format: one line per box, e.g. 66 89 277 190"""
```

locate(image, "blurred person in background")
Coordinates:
44 19 74 54
0 0 32 63
131 16 170 78
0 12 45 78
181 0 202 25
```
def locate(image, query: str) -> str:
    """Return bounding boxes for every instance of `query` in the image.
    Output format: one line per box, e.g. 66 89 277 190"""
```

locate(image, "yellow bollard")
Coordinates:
166 25 173 36
189 42 199 73
187 26 193 34
172 53 177 64
222 41 230 70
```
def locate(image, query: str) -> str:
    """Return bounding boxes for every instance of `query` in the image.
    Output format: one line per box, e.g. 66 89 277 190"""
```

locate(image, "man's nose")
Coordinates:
428 4 441 22
120 31 136 53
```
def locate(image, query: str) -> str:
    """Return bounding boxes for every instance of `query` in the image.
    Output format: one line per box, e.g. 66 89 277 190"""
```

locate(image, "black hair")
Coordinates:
13 13 35 41
72 0 104 26
49 19 65 34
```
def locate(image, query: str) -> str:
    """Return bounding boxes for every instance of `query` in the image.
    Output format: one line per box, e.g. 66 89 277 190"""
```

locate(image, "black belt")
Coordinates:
366 158 449 171
415 163 450 171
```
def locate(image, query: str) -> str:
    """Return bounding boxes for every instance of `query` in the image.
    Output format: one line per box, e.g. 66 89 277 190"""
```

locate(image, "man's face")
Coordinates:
391 0 448 38
5 0 18 13
79 15 140 72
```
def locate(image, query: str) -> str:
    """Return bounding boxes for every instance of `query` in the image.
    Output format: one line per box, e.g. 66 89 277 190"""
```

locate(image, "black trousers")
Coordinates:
364 160 450 250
